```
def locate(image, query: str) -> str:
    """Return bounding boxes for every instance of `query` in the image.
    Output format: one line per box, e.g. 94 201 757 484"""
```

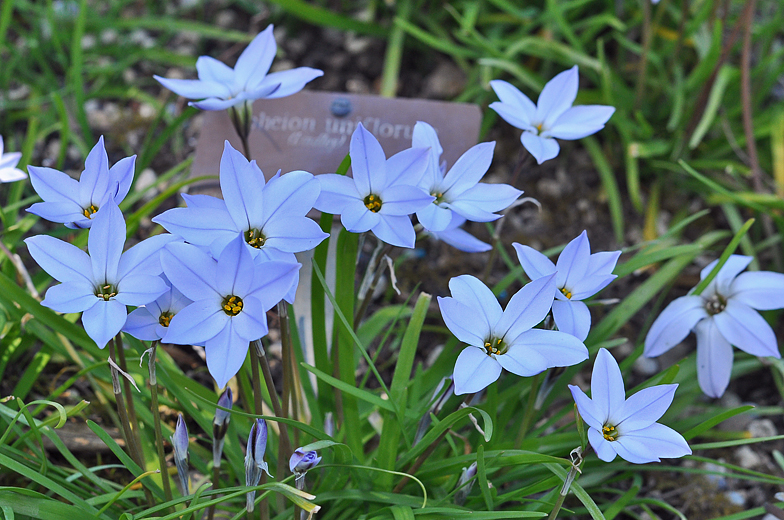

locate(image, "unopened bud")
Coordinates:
454 462 477 506
244 418 272 512
212 388 233 467
170 414 190 495
289 448 322 479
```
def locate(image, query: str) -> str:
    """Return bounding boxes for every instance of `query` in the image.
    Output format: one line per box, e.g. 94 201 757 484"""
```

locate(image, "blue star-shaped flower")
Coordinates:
27 136 135 228
123 274 193 341
25 201 173 348
438 274 588 395
489 66 615 164
314 123 433 248
154 25 323 111
161 237 300 388
570 348 691 464
514 231 620 341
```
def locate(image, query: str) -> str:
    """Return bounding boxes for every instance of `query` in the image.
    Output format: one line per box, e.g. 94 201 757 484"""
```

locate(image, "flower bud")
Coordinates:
289 448 322 478
244 418 272 512
212 388 233 467
454 462 477 506
170 414 190 495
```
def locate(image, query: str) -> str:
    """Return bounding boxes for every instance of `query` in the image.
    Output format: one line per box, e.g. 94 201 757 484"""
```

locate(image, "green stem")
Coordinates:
248 343 267 520
115 334 144 466
207 463 220 520
278 301 294 472
148 341 174 508
547 455 581 520
379 0 412 97
515 373 542 448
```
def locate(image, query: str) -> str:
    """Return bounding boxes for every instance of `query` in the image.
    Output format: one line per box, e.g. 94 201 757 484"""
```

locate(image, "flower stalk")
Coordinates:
147 341 174 506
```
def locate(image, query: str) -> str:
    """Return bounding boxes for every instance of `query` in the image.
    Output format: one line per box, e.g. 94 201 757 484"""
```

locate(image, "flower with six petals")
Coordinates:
644 255 784 397
569 348 691 464
489 66 615 164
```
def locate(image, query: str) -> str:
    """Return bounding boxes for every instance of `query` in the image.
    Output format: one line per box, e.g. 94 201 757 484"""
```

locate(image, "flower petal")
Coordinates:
440 142 495 198
713 300 780 357
452 347 502 395
371 214 416 248
341 202 380 232
314 174 361 214
123 307 161 341
152 206 237 246
536 66 579 129
247 261 300 310
117 233 178 280
569 385 603 430
262 170 320 221
417 202 453 232
79 137 111 209
205 322 249 388
378 184 433 216
495 274 556 340
591 348 625 426
644 295 707 357
729 271 784 311
385 147 430 186
88 202 125 284
262 217 328 253
115 274 168 306
433 225 491 252
694 318 734 398
164 299 227 345
586 251 622 277
611 435 659 464
615 384 677 431
546 105 615 140
26 201 85 226
521 132 560 164
569 274 617 300
552 299 591 341
25 235 92 284
231 295 269 341
196 55 234 84
489 102 537 133
510 329 588 368
260 67 324 99
588 428 617 462
448 275 503 330
555 231 590 291
162 243 221 302
495 345 549 376
27 165 81 206
350 123 387 195
82 299 127 349
42 281 98 313
513 243 557 280
450 182 522 216
153 76 232 100
489 80 536 127
699 255 752 296
189 97 242 111
437 296 487 347
617 423 691 461
220 142 263 230
412 121 443 188
216 236 255 297
110 155 136 205
234 25 276 91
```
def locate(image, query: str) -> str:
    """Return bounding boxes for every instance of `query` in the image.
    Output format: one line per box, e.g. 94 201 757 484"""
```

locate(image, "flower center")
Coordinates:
364 194 382 213
704 294 726 315
159 311 174 327
483 337 508 356
222 295 244 316
245 228 266 248
560 287 572 299
431 191 445 205
96 284 117 301
82 204 99 219
602 424 619 442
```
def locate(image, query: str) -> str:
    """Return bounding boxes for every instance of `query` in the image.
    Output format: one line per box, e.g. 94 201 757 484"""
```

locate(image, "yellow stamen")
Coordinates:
364 194 382 213
159 311 174 327
602 424 619 442
222 295 244 316
83 204 99 219
245 228 266 248
560 287 572 299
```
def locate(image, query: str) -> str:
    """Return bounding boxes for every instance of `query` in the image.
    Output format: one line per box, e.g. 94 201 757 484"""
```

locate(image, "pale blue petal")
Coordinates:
110 155 135 204
152 207 237 246
378 185 433 216
79 137 110 209
231 295 269 341
237 83 281 102
452 347 502 395
82 299 127 349
591 348 625 425
546 105 615 140
555 231 590 291
513 243 557 280
448 275 503 330
216 236 255 297
27 165 81 206
123 307 161 341
88 202 125 284
417 202 453 232
196 55 234 83
117 234 178 280
510 329 588 368
437 296 487 347
495 274 556 340
495 345 549 376
25 235 92 284
699 255 752 296
182 193 226 210
350 123 387 195
220 142 262 230
521 132 560 164
644 295 707 357
115 274 168 306
729 271 784 310
314 174 361 214
694 318 734 398
489 80 536 126
371 215 416 248
154 75 232 100
260 68 323 98
586 251 621 277
262 170 319 221
489 102 536 132
611 435 659 464
27 201 85 226
341 202 380 232
618 423 691 460
384 147 429 186
451 183 522 215
205 322 249 388
536 66 579 129
433 226 491 252
440 142 495 198
42 281 98 313
552 299 591 341
190 97 242 111
262 217 328 253
247 261 300 310
615 384 677 431
570 274 617 300
412 122 443 188
588 428 617 462
161 243 221 302
0 166 28 183
234 25 276 91
164 299 227 345
568 385 604 430
713 300 780 357
445 200 500 223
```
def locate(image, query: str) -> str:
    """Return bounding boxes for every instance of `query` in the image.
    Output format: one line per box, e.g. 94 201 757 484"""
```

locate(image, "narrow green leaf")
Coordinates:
300 362 393 412
477 444 493 511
